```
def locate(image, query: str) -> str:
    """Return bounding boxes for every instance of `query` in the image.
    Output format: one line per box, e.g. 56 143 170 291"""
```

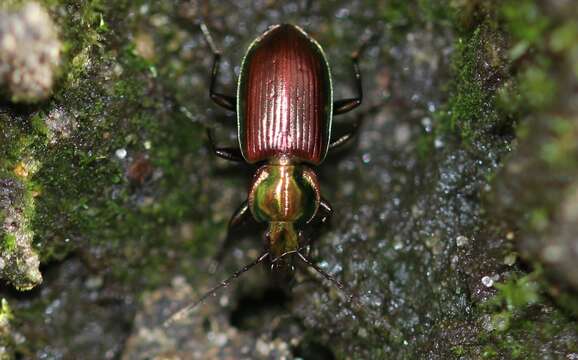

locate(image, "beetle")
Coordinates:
166 23 364 324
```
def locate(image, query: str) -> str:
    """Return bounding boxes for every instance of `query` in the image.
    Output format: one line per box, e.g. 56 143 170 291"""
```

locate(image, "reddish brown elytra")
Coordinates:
165 24 364 326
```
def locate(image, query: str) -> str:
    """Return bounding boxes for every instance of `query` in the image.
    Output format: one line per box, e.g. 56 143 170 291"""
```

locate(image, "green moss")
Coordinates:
501 0 549 47
537 117 578 169
482 346 498 358
0 0 219 293
446 29 486 135
2 234 16 253
450 345 465 356
380 0 454 41
493 273 541 311
0 299 11 322
474 268 577 358
518 66 556 110
416 133 434 160
549 22 578 53
431 2 514 147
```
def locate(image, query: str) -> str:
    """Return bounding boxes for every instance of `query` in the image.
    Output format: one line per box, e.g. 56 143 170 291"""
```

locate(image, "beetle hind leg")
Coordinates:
201 23 237 112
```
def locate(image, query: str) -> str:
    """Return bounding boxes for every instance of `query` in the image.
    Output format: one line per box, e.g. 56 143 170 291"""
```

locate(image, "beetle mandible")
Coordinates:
167 23 364 323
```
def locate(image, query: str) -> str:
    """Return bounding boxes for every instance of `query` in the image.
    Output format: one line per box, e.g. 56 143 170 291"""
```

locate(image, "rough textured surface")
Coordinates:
0 0 576 359
0 3 61 102
0 177 42 290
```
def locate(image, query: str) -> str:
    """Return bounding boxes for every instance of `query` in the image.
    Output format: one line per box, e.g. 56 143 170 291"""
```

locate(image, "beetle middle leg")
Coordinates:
207 129 244 162
201 23 236 112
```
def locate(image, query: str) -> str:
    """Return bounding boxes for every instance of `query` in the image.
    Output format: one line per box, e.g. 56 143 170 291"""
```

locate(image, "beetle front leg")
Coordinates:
301 198 333 257
207 129 244 162
214 200 252 263
333 50 362 116
313 198 333 226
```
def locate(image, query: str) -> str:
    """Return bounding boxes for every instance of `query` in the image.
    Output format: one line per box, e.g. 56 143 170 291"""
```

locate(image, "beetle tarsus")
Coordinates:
209 53 237 112
207 128 245 162
333 47 363 116
328 118 361 150
214 148 244 162
202 23 237 112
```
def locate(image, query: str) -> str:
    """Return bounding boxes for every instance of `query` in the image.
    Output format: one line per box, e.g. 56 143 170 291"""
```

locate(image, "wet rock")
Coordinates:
44 106 77 144
0 176 42 290
123 276 296 360
4 258 134 359
0 0 575 358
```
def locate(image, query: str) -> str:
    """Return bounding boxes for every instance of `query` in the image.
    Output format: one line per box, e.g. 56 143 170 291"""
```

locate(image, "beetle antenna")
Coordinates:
270 246 363 308
200 22 220 55
295 252 363 308
163 251 269 327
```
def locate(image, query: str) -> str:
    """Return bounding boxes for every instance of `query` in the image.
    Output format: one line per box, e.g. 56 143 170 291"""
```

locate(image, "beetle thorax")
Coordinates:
248 160 321 225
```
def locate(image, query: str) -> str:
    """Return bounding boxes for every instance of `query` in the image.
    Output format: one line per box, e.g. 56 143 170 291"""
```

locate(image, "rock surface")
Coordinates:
0 3 61 102
0 1 576 359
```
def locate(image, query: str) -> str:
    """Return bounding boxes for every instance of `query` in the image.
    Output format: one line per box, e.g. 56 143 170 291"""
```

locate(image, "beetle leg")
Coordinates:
228 200 251 228
214 201 252 263
201 23 237 112
302 198 333 257
314 198 333 225
333 50 362 115
328 117 361 151
207 129 244 162
209 53 237 112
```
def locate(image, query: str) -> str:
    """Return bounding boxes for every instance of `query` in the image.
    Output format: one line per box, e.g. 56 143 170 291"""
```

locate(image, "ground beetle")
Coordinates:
167 23 364 324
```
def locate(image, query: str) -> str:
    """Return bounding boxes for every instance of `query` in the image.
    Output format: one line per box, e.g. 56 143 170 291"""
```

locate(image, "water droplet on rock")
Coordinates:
115 148 127 159
481 276 494 288
456 235 468 247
